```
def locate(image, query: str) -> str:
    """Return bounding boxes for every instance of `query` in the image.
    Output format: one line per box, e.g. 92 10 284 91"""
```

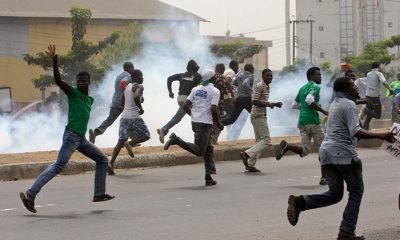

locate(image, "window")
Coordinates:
319 26 324 31
388 22 393 28
320 52 325 58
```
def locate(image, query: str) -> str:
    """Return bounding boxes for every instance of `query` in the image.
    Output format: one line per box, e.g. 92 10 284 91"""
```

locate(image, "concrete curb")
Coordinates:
0 137 384 181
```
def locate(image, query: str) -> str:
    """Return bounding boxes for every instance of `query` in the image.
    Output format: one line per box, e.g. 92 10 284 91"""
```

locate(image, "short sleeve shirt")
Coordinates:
187 83 220 124
320 96 362 165
66 87 94 136
251 81 270 116
295 81 321 126
111 71 132 108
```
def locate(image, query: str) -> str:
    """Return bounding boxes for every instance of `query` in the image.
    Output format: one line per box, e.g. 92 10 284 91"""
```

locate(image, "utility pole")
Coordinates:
285 0 291 66
290 19 315 65
309 19 313 64
290 20 296 64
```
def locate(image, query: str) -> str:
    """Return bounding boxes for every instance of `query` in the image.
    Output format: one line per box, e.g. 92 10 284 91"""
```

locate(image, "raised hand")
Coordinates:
45 44 56 60
169 92 174 99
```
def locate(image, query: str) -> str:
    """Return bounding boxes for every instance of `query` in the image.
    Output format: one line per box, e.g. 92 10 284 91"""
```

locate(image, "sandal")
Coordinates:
19 192 37 213
92 194 115 202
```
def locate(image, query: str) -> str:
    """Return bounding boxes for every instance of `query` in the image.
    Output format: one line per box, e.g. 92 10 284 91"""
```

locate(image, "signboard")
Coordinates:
0 87 12 114
381 123 400 159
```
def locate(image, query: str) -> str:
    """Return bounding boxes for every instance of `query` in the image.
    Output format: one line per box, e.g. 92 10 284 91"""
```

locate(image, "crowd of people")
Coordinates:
18 45 399 240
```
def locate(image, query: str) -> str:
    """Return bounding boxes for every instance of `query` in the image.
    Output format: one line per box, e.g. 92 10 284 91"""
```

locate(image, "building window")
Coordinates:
388 22 393 28
319 26 324 31
320 52 325 58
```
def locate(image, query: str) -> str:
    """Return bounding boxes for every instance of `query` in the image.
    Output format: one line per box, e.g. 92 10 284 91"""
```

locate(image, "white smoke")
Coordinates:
0 20 333 153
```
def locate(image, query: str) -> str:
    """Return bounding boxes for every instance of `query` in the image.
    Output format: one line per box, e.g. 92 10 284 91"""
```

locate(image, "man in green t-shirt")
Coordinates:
19 45 114 213
275 67 329 185
388 73 400 124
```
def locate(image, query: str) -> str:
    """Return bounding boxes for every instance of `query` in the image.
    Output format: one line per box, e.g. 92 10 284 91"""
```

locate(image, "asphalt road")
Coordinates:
0 149 399 240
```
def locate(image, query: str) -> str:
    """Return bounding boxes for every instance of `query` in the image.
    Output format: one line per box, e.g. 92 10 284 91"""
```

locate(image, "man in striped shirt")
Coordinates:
240 69 282 172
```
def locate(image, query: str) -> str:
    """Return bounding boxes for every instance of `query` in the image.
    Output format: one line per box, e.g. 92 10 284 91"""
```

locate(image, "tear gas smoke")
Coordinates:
0 21 333 154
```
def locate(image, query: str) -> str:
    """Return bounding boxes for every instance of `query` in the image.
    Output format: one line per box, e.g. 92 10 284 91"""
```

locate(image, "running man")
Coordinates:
20 45 114 213
363 62 393 130
286 76 395 240
108 70 150 175
240 69 282 172
157 60 202 143
89 62 134 143
164 70 223 186
275 67 329 185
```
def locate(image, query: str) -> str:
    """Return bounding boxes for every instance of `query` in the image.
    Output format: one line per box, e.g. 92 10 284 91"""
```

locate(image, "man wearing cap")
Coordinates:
163 69 223 186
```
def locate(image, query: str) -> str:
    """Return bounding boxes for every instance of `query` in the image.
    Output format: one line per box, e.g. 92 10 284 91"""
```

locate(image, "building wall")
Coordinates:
296 0 341 66
296 0 400 66
0 17 199 105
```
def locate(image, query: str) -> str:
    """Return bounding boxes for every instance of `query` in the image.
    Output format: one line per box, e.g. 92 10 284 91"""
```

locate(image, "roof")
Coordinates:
0 0 207 22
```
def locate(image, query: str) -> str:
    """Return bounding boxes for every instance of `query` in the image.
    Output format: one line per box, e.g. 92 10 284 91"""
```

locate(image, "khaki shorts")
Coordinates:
177 95 188 106
299 124 324 157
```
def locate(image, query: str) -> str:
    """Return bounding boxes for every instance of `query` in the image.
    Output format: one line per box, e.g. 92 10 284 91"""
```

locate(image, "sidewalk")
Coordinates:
0 134 385 181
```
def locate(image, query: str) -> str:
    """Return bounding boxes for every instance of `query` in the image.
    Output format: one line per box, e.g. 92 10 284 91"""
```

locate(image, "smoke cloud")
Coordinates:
0 19 333 154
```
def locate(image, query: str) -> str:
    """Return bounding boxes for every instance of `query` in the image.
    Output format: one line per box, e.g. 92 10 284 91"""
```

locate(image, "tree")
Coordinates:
210 42 264 63
23 6 120 98
90 22 142 72
343 34 400 75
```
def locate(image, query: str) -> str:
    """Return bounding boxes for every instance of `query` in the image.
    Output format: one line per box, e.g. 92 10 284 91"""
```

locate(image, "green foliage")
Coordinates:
23 6 121 90
210 42 263 63
279 58 307 75
319 61 333 76
70 6 92 50
344 34 400 74
91 23 142 71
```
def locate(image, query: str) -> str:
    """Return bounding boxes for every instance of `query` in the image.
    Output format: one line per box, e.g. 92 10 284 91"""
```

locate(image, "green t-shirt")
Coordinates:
295 81 321 126
389 80 400 99
66 87 94 136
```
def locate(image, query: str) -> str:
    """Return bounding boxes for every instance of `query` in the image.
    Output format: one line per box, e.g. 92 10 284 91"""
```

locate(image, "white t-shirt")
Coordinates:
121 83 143 119
355 77 368 98
366 69 387 97
187 83 220 124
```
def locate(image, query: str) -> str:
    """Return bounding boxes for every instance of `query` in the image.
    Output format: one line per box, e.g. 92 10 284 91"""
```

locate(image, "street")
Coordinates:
0 149 399 240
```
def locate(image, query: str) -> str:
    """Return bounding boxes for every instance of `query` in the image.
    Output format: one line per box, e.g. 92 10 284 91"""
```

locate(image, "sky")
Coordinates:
161 0 296 70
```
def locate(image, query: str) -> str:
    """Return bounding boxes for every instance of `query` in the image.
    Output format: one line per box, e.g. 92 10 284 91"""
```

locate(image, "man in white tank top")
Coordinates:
108 70 150 175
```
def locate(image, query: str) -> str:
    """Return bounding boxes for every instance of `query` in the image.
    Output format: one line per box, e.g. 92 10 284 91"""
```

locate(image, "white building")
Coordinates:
295 0 400 66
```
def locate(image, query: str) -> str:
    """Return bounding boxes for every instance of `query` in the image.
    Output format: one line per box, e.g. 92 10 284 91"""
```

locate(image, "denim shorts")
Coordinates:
119 118 150 140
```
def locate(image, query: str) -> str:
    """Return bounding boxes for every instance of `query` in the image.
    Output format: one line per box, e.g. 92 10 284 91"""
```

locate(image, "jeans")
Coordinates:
363 96 381 130
28 130 108 198
95 107 123 134
221 97 252 126
245 114 271 167
176 122 216 174
304 161 364 233
162 100 186 134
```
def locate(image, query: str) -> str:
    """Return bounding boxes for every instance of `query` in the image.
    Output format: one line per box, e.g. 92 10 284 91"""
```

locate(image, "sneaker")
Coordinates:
157 128 166 144
287 195 302 226
89 129 96 144
275 140 288 160
246 166 261 172
19 192 37 213
164 133 178 150
92 194 115 202
337 230 365 240
124 140 134 158
240 151 249 168
205 179 217 186
319 177 328 185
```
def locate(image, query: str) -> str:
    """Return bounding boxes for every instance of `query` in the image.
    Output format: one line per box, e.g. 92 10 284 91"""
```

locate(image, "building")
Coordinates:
295 0 400 66
0 0 206 109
